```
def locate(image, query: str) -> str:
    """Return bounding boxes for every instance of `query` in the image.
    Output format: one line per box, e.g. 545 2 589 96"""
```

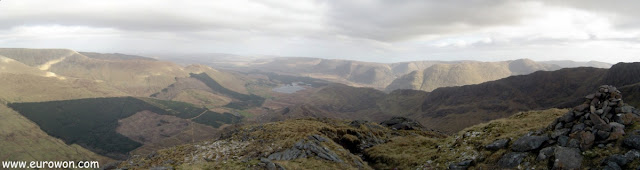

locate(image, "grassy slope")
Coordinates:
0 48 74 66
190 73 265 109
184 64 250 94
0 104 111 163
0 73 127 102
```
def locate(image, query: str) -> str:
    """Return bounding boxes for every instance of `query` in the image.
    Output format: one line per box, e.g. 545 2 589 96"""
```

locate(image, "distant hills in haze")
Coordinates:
163 54 612 92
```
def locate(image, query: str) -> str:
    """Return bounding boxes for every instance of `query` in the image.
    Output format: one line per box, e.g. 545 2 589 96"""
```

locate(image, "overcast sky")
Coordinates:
1 0 639 63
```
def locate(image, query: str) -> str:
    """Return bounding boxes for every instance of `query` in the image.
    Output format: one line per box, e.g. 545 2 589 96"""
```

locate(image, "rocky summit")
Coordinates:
491 85 640 169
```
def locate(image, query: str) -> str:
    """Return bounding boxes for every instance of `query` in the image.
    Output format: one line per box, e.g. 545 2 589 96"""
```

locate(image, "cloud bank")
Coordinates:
0 0 638 63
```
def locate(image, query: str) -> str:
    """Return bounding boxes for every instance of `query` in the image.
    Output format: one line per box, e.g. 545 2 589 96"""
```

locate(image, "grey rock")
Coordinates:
498 152 528 168
268 137 342 163
558 135 569 147
512 135 548 152
624 135 640 150
162 160 175 165
555 122 564 130
604 154 629 167
147 151 158 159
349 120 368 128
577 131 595 151
560 111 575 123
149 167 174 170
448 160 473 170
620 105 635 113
485 139 510 150
603 161 622 170
308 134 328 142
625 150 640 160
574 110 585 117
380 117 424 130
552 129 570 139
571 123 585 133
568 139 580 148
585 94 595 99
537 147 555 161
596 130 611 140
610 122 625 130
590 113 611 130
553 147 583 170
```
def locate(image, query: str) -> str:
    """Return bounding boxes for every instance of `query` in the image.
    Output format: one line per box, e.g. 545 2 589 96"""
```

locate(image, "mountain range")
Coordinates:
185 55 612 92
0 48 637 170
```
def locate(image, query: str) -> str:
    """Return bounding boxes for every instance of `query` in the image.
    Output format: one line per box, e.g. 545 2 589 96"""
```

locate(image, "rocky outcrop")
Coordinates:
380 117 425 130
267 135 343 163
485 138 510 150
492 85 640 169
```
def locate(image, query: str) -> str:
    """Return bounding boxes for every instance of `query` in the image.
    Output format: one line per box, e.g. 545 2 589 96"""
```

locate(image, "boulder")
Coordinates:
558 135 569 147
260 158 286 170
380 117 424 130
625 150 640 160
620 106 635 114
568 139 580 148
553 147 583 170
537 147 555 161
623 135 640 150
485 139 510 150
603 154 629 167
603 161 622 170
268 137 343 163
448 160 473 170
560 112 575 123
498 152 528 168
596 130 611 140
349 120 368 128
577 131 595 151
591 113 612 132
607 123 626 141
571 123 585 134
149 167 174 170
552 129 570 139
512 135 548 152
619 113 639 125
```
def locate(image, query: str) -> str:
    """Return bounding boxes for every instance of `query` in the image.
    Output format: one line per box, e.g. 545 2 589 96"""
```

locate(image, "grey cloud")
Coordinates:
0 0 325 35
324 0 535 41
544 0 640 29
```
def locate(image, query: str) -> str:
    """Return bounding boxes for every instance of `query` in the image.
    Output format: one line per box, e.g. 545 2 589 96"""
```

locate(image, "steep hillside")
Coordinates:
0 48 193 96
0 54 129 103
8 97 241 159
0 104 111 164
0 48 76 66
385 59 560 92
